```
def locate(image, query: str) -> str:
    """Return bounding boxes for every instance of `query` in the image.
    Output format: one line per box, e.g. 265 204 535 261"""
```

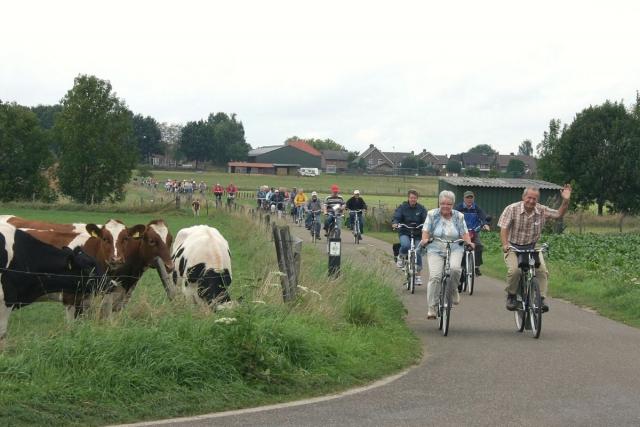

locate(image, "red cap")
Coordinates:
331 184 339 192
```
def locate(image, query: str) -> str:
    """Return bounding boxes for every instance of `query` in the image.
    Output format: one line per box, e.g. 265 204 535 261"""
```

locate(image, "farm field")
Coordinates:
0 206 420 427
144 169 440 197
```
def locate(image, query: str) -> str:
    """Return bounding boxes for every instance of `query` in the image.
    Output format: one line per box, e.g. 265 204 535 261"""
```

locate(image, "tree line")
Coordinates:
0 74 250 204
536 93 640 215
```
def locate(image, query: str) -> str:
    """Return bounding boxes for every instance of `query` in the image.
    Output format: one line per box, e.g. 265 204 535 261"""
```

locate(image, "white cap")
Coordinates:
311 191 318 196
354 189 360 195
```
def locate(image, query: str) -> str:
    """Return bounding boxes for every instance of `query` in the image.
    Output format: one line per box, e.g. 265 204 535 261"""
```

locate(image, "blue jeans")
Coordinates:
399 234 423 269
349 211 364 234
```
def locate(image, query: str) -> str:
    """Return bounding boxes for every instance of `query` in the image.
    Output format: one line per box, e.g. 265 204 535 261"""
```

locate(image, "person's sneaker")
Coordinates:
427 306 436 319
396 258 404 268
453 289 460 305
506 293 518 311
475 267 482 276
541 297 549 313
415 276 423 286
316 235 321 240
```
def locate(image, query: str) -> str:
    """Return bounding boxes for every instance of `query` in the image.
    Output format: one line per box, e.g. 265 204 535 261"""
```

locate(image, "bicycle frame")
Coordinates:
510 243 548 339
396 223 424 294
432 237 465 336
351 209 364 244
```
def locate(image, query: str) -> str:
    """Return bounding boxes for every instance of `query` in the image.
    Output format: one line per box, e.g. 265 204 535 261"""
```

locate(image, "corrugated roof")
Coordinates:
322 150 350 160
248 145 282 156
439 177 562 190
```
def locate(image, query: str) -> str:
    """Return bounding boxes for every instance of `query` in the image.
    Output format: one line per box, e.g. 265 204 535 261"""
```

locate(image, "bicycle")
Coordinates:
510 243 549 339
431 237 466 337
350 209 364 244
214 193 223 209
325 206 343 254
226 194 236 209
396 223 424 294
295 205 305 226
459 216 492 296
308 210 321 243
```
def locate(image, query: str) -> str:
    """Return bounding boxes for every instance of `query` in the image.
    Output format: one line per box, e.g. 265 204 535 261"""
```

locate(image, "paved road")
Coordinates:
122 225 640 427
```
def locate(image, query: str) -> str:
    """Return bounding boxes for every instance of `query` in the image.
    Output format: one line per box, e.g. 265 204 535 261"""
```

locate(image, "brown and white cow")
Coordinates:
107 219 175 312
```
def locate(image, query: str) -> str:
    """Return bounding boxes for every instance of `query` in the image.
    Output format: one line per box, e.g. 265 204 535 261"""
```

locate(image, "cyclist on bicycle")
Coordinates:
455 190 490 276
226 182 238 206
294 188 307 218
213 183 224 204
324 184 345 236
498 184 572 313
305 191 322 240
345 190 368 240
271 189 285 212
392 189 427 284
420 190 474 319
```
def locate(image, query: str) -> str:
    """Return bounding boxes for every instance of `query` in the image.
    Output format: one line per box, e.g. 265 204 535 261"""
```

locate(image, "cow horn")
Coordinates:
155 256 176 300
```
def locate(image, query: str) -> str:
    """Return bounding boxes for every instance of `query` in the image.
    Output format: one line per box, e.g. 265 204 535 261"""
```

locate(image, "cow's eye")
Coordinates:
149 240 157 246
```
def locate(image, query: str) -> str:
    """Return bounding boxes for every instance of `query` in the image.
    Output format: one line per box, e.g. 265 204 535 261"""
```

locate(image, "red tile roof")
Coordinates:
288 140 322 157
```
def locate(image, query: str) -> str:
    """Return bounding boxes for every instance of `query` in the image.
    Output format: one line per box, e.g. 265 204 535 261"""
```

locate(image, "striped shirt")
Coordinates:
498 201 559 245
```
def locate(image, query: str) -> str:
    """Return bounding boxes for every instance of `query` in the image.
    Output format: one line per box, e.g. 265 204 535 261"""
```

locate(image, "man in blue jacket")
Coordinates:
455 191 490 276
392 190 428 284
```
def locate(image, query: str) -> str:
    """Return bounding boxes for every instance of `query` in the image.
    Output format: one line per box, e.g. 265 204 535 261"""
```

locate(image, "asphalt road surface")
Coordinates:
119 224 640 427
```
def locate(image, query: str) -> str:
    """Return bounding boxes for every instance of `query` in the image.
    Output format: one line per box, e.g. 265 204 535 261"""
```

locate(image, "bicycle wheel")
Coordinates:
438 277 445 330
528 278 542 338
441 278 452 336
409 251 416 294
514 278 526 332
467 252 475 295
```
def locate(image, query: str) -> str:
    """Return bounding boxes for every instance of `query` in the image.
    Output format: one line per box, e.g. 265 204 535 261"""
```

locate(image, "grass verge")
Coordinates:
0 206 420 426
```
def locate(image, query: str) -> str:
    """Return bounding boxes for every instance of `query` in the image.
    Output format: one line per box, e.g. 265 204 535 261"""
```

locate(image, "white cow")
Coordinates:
170 225 232 306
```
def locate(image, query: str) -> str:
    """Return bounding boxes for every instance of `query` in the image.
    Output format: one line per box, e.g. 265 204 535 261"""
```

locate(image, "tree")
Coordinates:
179 119 213 169
178 113 250 167
55 74 137 204
518 139 533 156
536 119 564 183
132 114 162 162
467 144 498 156
400 154 428 175
446 159 461 174
464 167 481 177
506 159 526 178
554 101 640 215
0 102 56 201
30 104 63 130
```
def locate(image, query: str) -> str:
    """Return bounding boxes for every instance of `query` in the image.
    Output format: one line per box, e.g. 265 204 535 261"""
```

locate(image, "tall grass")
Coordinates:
0 207 420 426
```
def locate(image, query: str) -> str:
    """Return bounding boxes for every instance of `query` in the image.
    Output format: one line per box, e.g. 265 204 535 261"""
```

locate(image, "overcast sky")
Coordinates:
2 0 639 155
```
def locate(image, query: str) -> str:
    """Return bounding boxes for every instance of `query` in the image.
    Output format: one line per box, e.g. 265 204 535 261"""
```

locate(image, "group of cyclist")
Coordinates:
392 183 572 320
212 182 238 207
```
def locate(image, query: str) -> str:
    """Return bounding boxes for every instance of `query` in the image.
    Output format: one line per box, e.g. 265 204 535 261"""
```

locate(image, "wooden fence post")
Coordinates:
272 224 295 302
279 226 299 300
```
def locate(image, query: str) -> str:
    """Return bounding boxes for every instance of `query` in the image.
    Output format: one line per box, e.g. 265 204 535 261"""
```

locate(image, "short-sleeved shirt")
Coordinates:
424 209 468 256
498 201 559 245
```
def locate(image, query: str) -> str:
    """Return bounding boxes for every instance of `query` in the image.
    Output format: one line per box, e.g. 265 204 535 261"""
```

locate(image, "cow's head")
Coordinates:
86 220 146 268
140 219 174 272
61 246 112 293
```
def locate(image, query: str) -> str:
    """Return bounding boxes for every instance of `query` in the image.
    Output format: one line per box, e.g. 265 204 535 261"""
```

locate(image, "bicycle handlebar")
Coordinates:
395 223 424 230
508 243 549 253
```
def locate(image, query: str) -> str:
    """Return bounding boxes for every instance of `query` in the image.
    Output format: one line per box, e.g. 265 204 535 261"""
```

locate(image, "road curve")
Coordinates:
117 226 640 427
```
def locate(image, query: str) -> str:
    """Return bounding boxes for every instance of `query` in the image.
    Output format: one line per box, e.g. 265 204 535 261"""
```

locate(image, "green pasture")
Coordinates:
0 206 420 427
141 169 439 197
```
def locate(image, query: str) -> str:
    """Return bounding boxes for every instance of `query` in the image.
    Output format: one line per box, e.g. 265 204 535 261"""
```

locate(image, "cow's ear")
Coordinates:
129 224 146 239
86 224 101 239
